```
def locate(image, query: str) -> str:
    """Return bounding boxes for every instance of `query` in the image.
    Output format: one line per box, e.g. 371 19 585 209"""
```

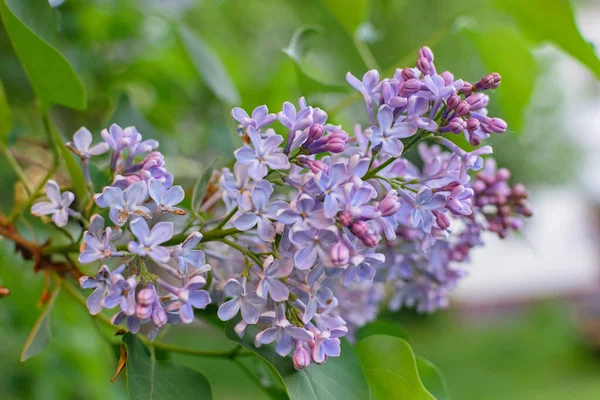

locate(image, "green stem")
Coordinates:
0 143 31 197
218 238 263 266
214 206 237 230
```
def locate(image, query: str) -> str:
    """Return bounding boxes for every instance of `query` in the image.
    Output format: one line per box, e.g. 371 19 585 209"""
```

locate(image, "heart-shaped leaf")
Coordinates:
122 333 213 400
0 0 86 110
225 319 370 400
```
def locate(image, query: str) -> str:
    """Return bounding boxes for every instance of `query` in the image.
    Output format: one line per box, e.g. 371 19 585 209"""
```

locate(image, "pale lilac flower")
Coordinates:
277 99 314 133
67 127 109 159
112 311 141 334
314 163 347 218
104 274 138 316
79 264 125 315
31 180 75 227
290 229 338 270
217 278 261 324
235 127 290 181
101 124 139 151
78 225 121 264
158 276 211 324
233 181 287 242
256 308 313 356
411 188 447 233
148 177 185 214
172 232 210 276
346 70 380 99
311 326 347 364
128 218 174 263
98 180 151 226
221 163 253 210
446 185 474 216
369 105 416 156
277 194 332 230
256 256 294 302
232 105 276 130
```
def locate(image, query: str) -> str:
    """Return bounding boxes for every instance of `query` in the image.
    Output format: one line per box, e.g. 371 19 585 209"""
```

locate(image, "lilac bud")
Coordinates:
338 211 353 227
416 57 431 75
293 345 311 370
460 82 473 96
497 168 511 181
475 73 501 90
351 221 369 238
329 129 349 142
305 124 324 146
400 79 422 97
418 46 434 62
330 241 350 266
440 71 454 85
441 118 466 134
468 134 481 146
378 193 400 216
401 68 417 81
466 118 480 131
512 183 528 198
489 118 507 133
137 287 155 306
455 101 470 117
327 138 346 153
446 94 461 110
434 211 451 230
466 93 486 110
362 234 378 248
136 304 152 320
152 307 168 328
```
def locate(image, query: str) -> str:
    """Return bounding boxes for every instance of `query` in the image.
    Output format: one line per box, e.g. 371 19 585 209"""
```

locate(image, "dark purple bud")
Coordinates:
441 118 466 134
293 346 311 370
351 221 369 238
330 241 350 266
446 94 461 110
434 211 451 230
468 134 481 146
437 181 461 192
302 158 328 174
455 101 470 117
418 46 434 62
400 79 422 97
465 93 486 110
475 73 502 90
416 57 431 75
459 82 473 96
489 118 507 133
306 124 324 144
362 234 378 248
338 211 353 227
440 71 454 85
401 68 417 81
466 118 480 131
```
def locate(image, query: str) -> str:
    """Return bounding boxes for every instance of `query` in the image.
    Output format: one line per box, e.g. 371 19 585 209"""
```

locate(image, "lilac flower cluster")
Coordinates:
32 46 531 369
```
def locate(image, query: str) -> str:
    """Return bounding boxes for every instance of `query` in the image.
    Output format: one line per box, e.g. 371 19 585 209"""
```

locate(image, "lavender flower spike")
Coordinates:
128 218 174 263
235 127 290 181
31 180 76 227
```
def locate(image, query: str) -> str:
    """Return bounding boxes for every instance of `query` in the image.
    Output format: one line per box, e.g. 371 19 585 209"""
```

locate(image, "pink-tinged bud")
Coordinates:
419 46 434 61
510 217 523 231
440 71 454 85
475 73 501 90
329 129 349 142
379 194 400 216
466 93 486 110
446 94 461 110
401 68 417 81
416 57 431 75
293 346 311 370
125 175 142 186
468 135 481 146
400 79 422 96
434 211 451 230
441 117 466 134
351 221 369 238
497 168 511 181
512 183 528 198
472 180 486 192
136 304 152 320
330 241 350 266
455 101 470 117
489 118 507 133
307 124 324 143
362 234 378 248
466 118 480 131
338 211 353 227
302 158 328 174
327 138 346 153
437 181 461 192
152 307 168 328
137 288 155 306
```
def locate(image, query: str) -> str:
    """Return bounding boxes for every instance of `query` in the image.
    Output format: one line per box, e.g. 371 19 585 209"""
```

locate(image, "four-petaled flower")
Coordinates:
410 188 447 233
232 105 276 130
67 127 109 159
79 264 125 314
257 310 314 356
98 180 151 226
148 177 185 214
172 232 210 276
31 180 76 227
128 218 174 263
369 105 417 156
235 127 290 181
217 278 262 324
256 256 294 302
158 276 211 324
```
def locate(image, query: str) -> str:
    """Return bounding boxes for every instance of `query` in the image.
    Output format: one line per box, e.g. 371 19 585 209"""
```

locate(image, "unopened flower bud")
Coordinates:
327 138 346 153
401 68 417 81
152 307 168 328
466 118 480 131
137 287 155 306
416 57 431 75
466 93 486 110
338 211 353 227
330 241 350 266
362 234 378 248
489 118 507 133
400 79 422 96
379 193 400 216
434 211 451 230
305 124 324 146
460 82 473 96
418 46 434 61
351 221 369 238
468 134 481 146
497 168 511 181
293 346 311 370
441 118 466 134
455 101 470 117
136 304 152 320
440 71 454 85
446 94 461 110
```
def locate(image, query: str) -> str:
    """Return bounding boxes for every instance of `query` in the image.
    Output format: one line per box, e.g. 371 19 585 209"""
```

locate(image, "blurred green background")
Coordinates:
2 0 600 399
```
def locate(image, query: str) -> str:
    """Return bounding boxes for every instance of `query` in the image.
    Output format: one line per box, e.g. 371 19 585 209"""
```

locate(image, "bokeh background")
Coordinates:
2 0 600 399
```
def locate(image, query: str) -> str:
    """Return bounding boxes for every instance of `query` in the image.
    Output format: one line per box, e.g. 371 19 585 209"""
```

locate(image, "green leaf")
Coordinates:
355 335 435 400
465 27 536 132
0 0 86 110
0 80 12 143
20 283 61 362
225 319 370 400
355 320 410 342
416 356 450 400
495 0 600 79
191 158 219 216
321 0 368 36
122 333 213 400
179 25 241 105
